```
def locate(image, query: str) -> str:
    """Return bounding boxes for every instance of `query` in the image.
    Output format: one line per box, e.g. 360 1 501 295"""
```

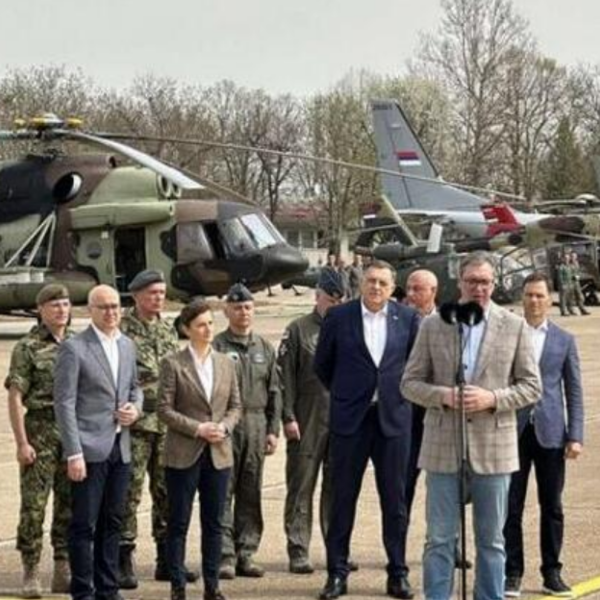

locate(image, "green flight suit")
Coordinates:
557 263 575 316
120 308 180 549
278 310 331 563
213 329 281 563
570 260 588 313
4 323 74 566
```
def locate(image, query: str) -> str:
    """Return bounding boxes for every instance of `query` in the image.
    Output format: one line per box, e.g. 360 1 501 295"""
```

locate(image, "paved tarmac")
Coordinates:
0 288 598 599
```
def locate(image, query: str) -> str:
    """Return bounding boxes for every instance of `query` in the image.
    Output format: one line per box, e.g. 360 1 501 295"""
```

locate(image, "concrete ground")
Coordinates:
0 287 598 599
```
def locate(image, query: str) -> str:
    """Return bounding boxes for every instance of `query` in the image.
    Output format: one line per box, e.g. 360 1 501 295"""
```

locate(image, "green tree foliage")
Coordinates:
542 117 596 200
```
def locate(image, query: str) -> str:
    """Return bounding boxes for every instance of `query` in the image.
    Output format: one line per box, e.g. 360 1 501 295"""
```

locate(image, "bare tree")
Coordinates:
414 0 530 187
298 89 378 251
498 50 570 199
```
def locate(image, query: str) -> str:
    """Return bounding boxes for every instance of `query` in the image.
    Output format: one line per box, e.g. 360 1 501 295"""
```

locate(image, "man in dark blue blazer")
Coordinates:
314 260 420 600
504 273 584 599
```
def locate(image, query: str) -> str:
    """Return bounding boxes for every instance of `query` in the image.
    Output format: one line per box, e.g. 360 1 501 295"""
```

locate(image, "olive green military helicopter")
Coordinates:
0 114 308 314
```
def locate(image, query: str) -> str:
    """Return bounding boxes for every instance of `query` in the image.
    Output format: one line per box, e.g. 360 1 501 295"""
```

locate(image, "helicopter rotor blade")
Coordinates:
0 130 37 140
159 157 257 206
66 130 204 191
100 132 526 202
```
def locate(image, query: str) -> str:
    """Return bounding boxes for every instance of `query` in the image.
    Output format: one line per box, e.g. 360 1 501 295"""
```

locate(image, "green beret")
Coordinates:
36 284 70 306
128 269 165 292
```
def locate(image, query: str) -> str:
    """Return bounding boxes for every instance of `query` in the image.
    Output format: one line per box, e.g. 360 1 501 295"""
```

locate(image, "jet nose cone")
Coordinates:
264 244 309 284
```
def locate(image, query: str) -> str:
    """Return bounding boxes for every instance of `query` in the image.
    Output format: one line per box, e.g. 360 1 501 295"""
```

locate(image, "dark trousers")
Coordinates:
405 405 425 520
504 423 566 578
327 404 410 579
166 451 230 590
69 438 131 600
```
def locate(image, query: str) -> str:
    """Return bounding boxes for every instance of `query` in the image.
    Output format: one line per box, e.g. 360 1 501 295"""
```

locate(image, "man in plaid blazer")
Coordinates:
401 252 541 600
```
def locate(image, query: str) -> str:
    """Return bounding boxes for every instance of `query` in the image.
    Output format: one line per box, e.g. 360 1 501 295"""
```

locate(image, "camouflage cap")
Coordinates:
226 283 253 303
317 268 346 300
128 269 165 292
36 283 70 306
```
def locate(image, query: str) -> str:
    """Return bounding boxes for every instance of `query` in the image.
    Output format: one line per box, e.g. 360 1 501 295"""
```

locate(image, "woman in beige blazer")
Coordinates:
158 300 241 600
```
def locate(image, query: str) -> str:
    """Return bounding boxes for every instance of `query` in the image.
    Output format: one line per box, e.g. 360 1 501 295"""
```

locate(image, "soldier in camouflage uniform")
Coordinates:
5 284 74 599
278 270 345 574
569 251 590 316
118 270 199 589
214 283 281 579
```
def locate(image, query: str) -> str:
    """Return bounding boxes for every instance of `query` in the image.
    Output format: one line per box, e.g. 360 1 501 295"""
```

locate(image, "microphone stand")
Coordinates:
455 322 469 600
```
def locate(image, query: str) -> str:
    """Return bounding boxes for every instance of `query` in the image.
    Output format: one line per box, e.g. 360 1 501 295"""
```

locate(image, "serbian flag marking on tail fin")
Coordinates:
396 151 421 167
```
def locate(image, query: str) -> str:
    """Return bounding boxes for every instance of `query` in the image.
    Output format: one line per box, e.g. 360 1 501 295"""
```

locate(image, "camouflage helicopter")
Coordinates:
0 114 308 314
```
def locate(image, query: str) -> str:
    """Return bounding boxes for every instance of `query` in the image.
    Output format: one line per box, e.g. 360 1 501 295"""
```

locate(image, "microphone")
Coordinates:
440 302 460 325
440 301 484 326
458 302 484 326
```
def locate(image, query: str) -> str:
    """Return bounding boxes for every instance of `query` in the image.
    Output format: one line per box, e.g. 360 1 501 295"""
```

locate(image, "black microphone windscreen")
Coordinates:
439 302 459 325
458 301 484 326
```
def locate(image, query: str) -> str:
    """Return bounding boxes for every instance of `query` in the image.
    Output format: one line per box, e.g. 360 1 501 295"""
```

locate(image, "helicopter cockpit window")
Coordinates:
177 223 214 263
219 218 255 256
240 213 284 248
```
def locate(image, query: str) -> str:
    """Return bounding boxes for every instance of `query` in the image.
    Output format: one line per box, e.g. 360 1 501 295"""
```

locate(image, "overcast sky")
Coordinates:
2 1 599 96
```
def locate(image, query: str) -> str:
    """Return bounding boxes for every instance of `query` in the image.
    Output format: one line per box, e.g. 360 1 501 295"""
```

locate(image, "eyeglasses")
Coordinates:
462 278 494 288
91 303 120 312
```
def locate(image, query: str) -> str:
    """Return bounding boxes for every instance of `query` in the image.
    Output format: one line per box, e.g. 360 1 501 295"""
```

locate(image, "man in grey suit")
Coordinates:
504 273 584 599
54 285 142 600
401 252 541 600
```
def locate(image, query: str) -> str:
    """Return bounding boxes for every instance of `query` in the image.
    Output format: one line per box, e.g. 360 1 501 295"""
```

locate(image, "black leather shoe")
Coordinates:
171 587 186 600
454 555 473 570
318 576 348 600
204 588 227 600
387 575 414 599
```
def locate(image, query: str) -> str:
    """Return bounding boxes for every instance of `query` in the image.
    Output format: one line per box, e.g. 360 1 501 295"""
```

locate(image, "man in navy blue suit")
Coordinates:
504 272 584 599
314 259 420 600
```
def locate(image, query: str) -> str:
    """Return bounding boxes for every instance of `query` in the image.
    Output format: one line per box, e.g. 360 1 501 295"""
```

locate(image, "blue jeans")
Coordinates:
423 470 510 600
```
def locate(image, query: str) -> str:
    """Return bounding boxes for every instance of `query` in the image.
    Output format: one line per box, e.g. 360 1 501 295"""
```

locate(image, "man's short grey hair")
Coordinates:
459 251 496 279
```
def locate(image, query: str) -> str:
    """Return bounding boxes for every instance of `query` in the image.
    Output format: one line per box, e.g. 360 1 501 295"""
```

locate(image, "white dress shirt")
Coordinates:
526 319 548 365
91 324 122 386
461 305 490 384
189 346 214 401
91 324 122 433
361 301 388 367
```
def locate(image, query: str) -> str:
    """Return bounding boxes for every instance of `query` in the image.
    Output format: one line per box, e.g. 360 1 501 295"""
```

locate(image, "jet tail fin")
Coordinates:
370 98 485 212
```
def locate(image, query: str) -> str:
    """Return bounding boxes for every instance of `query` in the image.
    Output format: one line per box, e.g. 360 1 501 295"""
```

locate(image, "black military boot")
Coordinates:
118 545 138 590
